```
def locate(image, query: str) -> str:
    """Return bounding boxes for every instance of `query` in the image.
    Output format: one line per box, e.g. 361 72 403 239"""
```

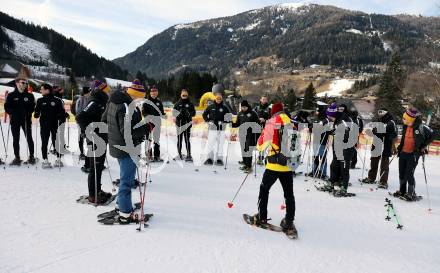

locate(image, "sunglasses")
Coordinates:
19 81 28 85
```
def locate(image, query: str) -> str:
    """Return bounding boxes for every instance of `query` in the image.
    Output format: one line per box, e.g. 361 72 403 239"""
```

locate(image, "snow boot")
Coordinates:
41 159 52 169
215 159 224 166
54 159 64 168
243 167 252 174
153 157 164 163
79 154 86 161
9 157 22 166
81 166 91 173
239 165 247 171
392 191 405 198
185 155 193 162
377 182 388 189
238 160 244 165
204 158 213 165
118 210 143 225
248 213 267 226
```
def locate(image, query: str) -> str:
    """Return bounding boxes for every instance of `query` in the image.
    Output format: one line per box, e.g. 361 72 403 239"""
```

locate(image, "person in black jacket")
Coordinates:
34 84 66 168
202 84 231 166
349 110 364 169
173 89 196 161
102 87 151 223
76 88 110 204
232 100 259 173
142 86 165 162
4 77 36 165
254 95 270 164
324 103 356 197
311 108 331 179
361 108 397 188
393 108 434 201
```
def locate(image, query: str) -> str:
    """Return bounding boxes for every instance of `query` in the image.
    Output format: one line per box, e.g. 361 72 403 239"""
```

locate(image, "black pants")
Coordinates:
240 136 255 168
11 121 34 158
40 124 58 160
78 133 85 155
368 156 390 184
258 169 295 222
177 126 191 156
329 155 352 189
351 147 358 168
87 140 106 197
398 152 419 195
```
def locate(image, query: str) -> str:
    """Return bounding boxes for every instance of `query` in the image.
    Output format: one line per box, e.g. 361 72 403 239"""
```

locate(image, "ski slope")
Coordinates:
0 123 439 273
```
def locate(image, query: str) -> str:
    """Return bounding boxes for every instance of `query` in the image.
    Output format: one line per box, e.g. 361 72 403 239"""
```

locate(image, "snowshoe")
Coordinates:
280 218 298 239
238 160 244 165
81 166 91 173
153 157 164 163
315 182 334 192
76 194 116 206
99 211 153 225
399 193 423 202
173 154 184 161
391 191 404 198
185 155 193 162
359 177 376 184
53 159 64 168
79 154 86 161
239 165 247 171
243 167 252 174
204 158 213 165
377 183 388 189
97 202 141 220
333 188 356 197
41 159 52 169
9 158 22 166
23 156 37 165
242 214 283 233
215 159 224 166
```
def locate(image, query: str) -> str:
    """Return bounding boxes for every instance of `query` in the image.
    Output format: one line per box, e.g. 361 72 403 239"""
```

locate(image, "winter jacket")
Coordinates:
173 98 196 125
4 88 35 125
314 117 331 146
202 101 231 130
75 96 90 116
372 112 398 157
232 108 260 146
397 117 434 157
34 94 66 127
332 112 356 161
257 112 292 172
102 91 150 159
254 103 271 125
142 96 165 117
76 90 109 142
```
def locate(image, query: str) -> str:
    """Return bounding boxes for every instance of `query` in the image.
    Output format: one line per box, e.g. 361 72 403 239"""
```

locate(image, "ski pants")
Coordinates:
368 155 390 184
398 152 419 195
87 139 106 197
117 156 137 214
258 169 295 222
177 125 191 156
240 135 256 169
40 123 58 159
206 129 225 161
11 121 34 158
329 154 352 189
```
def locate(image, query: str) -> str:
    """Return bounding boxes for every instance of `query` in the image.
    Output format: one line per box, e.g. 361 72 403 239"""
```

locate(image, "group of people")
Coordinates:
0 73 435 231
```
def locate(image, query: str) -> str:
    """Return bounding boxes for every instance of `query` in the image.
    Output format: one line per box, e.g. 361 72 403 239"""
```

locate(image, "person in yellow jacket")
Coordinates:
249 102 297 235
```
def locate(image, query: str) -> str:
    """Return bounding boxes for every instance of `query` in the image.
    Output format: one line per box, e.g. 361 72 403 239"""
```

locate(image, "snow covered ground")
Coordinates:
318 79 356 97
1 123 439 273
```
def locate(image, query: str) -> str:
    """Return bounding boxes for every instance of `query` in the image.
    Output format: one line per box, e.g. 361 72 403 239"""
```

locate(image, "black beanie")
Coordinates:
241 100 250 108
82 86 91 95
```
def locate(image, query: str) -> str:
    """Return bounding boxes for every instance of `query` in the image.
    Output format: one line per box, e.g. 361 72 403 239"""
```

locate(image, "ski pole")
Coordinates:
66 122 70 149
360 135 369 185
6 123 10 163
24 120 30 168
136 166 145 231
385 198 403 229
35 123 38 170
105 155 115 193
0 121 7 168
224 128 231 170
227 171 251 208
57 120 62 172
300 131 311 164
165 122 169 164
139 135 153 230
92 133 98 206
422 155 432 212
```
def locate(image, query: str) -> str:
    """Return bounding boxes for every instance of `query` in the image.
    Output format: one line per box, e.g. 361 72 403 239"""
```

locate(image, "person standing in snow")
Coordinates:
254 95 271 165
202 84 231 166
172 89 196 161
76 86 91 161
33 84 67 168
248 102 297 235
4 75 36 166
102 80 151 223
142 85 165 162
361 108 397 188
232 100 259 173
76 82 111 204
393 108 434 201
349 110 364 169
311 107 331 179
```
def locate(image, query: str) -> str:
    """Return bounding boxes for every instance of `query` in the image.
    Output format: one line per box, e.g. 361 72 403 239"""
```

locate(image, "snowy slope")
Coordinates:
0 124 439 273
317 79 356 97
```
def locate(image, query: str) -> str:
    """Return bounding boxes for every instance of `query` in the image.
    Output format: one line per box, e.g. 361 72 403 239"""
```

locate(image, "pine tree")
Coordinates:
375 52 405 121
303 82 316 109
286 88 297 112
68 69 79 100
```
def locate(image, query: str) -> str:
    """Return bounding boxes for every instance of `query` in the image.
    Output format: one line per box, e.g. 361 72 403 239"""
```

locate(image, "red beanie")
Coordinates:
271 103 284 117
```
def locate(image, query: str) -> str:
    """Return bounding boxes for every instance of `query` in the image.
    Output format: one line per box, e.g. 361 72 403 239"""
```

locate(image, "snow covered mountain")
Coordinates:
114 3 440 78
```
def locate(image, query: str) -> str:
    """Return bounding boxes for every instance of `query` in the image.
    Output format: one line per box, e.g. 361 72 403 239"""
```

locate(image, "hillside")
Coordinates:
114 3 440 79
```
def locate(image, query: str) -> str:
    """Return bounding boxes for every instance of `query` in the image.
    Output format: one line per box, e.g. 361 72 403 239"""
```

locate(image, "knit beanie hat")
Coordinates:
240 100 250 108
403 107 419 124
271 102 284 117
94 80 110 93
127 79 146 99
326 103 338 119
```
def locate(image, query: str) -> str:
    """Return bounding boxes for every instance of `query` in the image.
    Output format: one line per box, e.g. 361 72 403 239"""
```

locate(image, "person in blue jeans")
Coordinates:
102 79 151 224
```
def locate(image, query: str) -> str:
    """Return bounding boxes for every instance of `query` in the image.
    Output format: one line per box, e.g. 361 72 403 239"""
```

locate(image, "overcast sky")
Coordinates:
0 0 438 59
